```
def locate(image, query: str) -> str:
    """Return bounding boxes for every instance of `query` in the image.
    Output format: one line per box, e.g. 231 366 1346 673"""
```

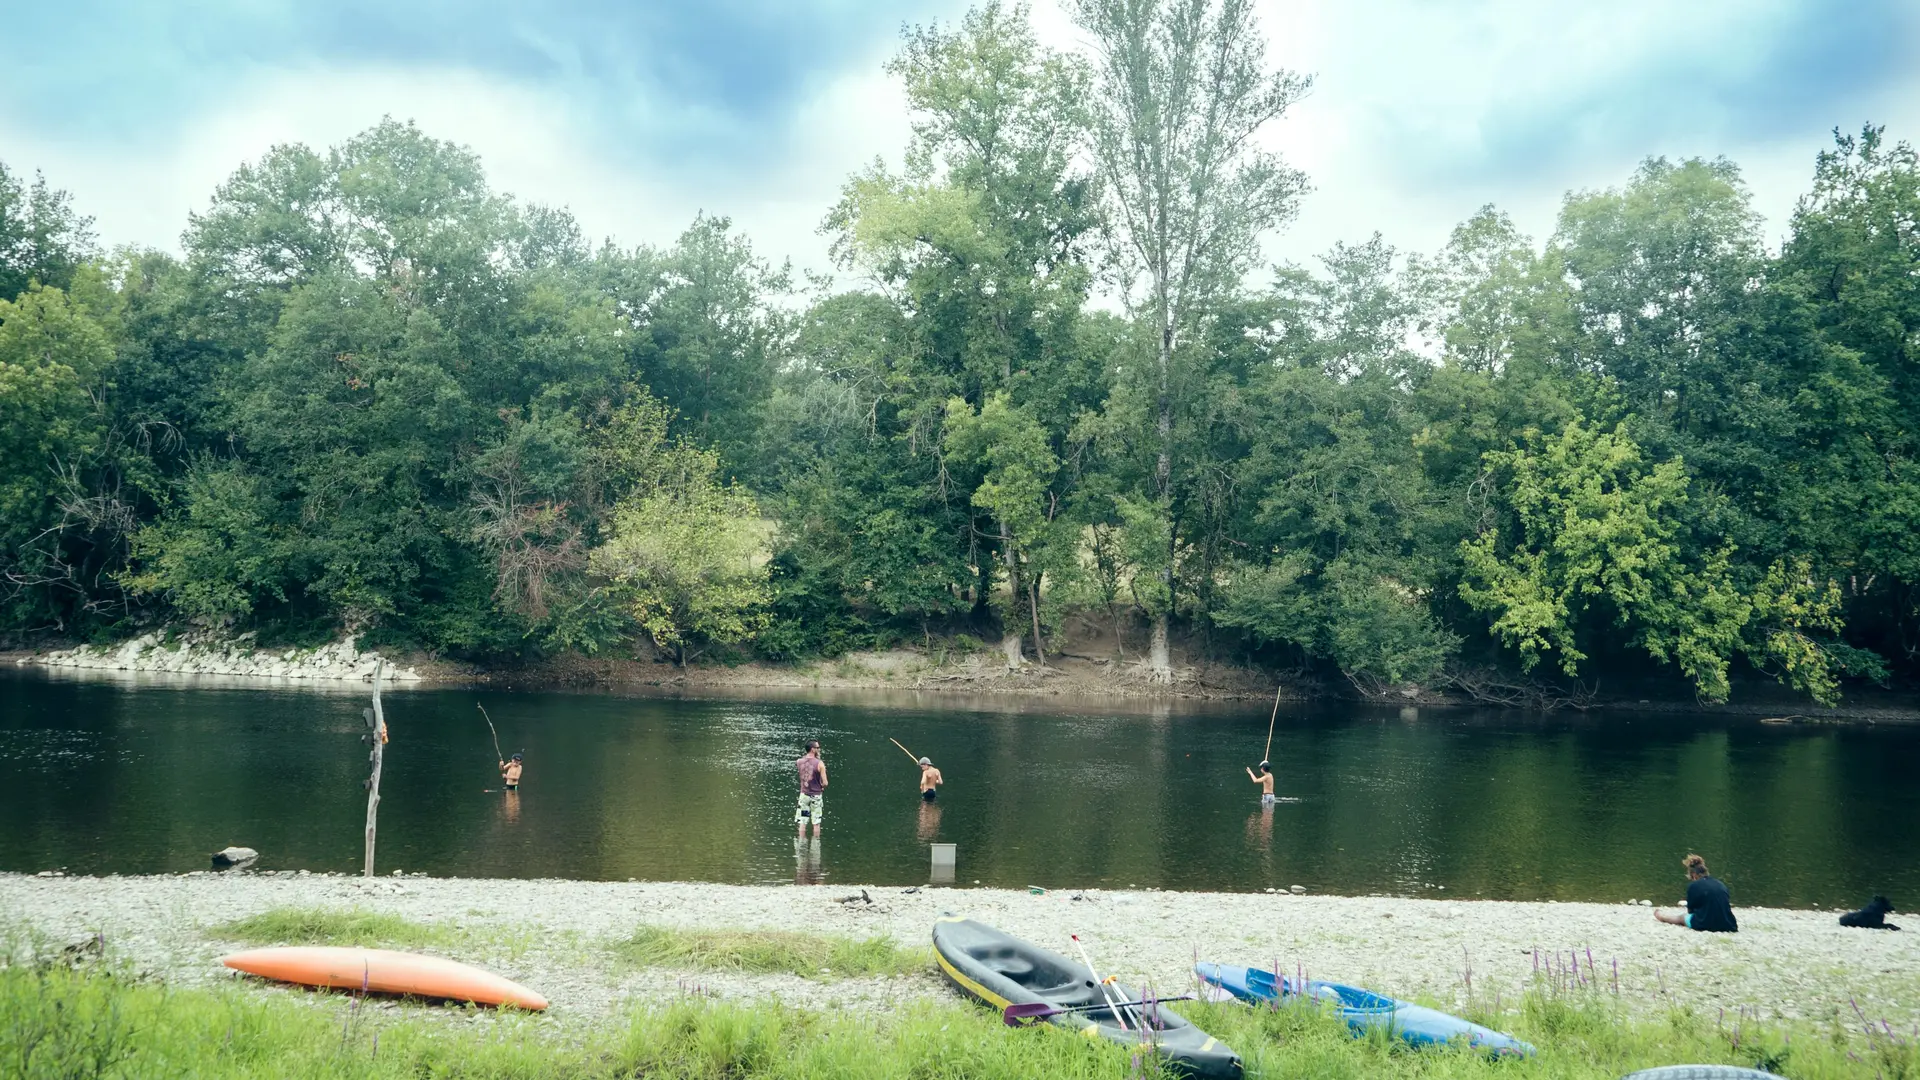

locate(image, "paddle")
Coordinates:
1069 934 1133 1032
1003 996 1194 1026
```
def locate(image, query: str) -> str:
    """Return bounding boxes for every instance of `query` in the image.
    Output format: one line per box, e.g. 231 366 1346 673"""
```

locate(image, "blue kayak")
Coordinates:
1194 963 1534 1058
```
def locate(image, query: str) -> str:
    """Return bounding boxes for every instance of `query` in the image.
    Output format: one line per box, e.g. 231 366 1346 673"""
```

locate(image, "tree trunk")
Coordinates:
999 519 1024 669
1149 299 1175 684
362 660 386 878
1028 578 1046 667
1001 632 1024 670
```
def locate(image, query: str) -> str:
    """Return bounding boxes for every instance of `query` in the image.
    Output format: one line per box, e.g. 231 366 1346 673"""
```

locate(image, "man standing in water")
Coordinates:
917 757 944 802
1246 761 1275 805
499 753 523 791
795 739 827 839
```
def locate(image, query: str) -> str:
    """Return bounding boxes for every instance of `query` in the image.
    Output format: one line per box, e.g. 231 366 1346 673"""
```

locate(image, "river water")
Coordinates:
2 669 1914 908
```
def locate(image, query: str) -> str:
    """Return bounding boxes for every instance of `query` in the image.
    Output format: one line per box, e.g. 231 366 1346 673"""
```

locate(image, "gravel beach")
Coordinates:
5 873 1915 1029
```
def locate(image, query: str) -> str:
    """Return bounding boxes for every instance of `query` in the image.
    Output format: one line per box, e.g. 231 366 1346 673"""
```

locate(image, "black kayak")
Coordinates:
932 917 1242 1079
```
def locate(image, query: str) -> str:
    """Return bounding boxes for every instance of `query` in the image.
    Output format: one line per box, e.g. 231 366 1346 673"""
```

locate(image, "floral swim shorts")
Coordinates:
795 793 824 824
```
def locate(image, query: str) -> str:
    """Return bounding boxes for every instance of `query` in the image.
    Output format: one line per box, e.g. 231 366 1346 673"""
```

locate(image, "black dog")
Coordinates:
1839 895 1901 930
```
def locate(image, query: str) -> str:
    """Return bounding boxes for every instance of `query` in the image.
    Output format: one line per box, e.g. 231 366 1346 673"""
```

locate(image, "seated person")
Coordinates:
1653 853 1737 933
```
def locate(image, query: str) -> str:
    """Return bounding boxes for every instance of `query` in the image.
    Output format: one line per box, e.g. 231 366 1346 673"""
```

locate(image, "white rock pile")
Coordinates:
19 631 422 682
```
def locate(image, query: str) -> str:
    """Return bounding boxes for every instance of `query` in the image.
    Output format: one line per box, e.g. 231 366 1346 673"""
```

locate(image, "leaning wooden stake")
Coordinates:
1262 683 1282 765
363 659 387 878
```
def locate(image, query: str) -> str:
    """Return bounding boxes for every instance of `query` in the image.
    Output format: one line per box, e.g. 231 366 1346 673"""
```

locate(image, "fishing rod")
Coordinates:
1262 683 1282 766
477 704 505 762
888 737 923 767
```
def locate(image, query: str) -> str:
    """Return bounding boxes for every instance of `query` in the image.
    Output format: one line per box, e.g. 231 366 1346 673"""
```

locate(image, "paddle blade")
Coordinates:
1002 1002 1058 1026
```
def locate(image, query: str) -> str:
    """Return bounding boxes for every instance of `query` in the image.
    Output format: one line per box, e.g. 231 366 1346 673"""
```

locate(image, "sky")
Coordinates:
3 0 1918 281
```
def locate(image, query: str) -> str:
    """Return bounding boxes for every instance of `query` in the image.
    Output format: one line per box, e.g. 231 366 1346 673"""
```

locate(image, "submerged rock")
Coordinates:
211 846 259 870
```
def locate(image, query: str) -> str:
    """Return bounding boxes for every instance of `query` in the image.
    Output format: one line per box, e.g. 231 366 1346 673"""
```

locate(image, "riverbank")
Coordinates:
5 874 1914 1030
13 637 1920 720
10 631 425 682
14 614 1920 717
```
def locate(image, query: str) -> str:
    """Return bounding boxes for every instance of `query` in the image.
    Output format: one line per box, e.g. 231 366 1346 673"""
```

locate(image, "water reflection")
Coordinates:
793 837 823 885
3 669 1917 906
916 801 943 842
1245 804 1273 848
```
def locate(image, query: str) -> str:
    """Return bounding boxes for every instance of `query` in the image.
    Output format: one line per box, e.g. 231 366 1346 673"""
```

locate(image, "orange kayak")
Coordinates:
222 946 549 1010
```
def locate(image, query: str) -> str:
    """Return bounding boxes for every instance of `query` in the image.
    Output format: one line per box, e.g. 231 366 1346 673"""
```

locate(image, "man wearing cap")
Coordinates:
499 753 523 791
917 757 944 802
1246 761 1275 805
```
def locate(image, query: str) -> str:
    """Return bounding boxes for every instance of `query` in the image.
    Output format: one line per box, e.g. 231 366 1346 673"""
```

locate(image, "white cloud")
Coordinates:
0 53 914 278
1031 0 1920 272
5 0 1918 289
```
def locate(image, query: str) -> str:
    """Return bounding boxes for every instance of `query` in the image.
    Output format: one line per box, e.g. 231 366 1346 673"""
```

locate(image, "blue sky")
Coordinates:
3 0 1917 275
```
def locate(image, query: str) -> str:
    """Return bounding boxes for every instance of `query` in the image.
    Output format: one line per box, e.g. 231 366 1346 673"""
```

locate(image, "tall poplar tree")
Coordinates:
1072 0 1310 679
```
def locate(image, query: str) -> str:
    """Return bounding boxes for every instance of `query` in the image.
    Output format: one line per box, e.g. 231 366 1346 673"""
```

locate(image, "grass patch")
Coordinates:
5 954 1919 1080
5 960 1915 1079
214 907 462 951
614 925 929 980
2 964 1133 1080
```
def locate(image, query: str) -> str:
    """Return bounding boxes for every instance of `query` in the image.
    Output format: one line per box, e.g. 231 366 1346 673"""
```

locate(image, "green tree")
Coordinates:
1211 239 1460 687
1777 126 1920 666
0 162 97 301
1073 0 1311 680
943 392 1066 664
1458 418 1864 703
0 284 113 633
591 446 771 666
799 2 1103 658
600 216 793 470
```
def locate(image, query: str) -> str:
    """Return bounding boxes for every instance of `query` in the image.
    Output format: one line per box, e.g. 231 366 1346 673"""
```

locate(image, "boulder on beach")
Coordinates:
211 846 258 870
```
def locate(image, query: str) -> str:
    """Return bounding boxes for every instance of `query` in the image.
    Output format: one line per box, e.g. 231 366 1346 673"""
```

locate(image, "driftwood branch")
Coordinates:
1440 666 1599 711
363 659 387 877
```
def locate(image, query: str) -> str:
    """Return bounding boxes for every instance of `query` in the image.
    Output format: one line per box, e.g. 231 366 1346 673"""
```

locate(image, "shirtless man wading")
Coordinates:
1246 761 1275 805
917 757 944 802
795 740 827 838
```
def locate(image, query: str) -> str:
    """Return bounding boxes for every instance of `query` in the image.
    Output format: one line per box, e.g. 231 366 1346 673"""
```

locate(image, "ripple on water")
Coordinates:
0 729 133 767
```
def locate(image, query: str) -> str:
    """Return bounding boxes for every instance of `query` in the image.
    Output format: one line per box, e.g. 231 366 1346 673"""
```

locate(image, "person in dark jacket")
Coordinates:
1654 853 1738 932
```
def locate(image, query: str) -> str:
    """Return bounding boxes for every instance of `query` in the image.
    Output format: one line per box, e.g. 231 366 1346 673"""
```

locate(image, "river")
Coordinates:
3 668 1914 908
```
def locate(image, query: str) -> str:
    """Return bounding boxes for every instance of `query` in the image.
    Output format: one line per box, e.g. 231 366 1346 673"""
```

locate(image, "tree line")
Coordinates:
3 1 1916 705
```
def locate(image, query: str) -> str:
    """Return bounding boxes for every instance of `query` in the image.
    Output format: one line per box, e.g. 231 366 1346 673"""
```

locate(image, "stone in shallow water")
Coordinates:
211 846 258 870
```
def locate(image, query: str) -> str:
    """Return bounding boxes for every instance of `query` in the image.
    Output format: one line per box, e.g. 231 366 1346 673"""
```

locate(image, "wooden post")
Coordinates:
363 659 386 878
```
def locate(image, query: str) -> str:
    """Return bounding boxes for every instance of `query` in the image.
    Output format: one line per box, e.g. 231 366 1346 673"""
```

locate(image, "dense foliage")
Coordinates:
3 3 1917 704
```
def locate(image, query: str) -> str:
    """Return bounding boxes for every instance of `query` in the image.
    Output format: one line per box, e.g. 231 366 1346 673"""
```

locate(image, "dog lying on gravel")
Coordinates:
1838 896 1900 930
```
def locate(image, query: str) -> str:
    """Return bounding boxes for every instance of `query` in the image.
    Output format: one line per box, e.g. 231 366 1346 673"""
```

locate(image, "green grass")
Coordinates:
214 908 464 950
4 960 1914 1080
613 924 930 980
3 957 1915 1080
211 907 551 963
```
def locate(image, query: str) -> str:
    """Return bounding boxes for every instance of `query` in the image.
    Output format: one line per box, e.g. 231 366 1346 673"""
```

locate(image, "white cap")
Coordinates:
918 757 931 766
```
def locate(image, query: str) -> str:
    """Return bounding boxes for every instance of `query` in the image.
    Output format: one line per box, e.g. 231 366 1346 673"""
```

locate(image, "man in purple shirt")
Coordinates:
795 739 828 839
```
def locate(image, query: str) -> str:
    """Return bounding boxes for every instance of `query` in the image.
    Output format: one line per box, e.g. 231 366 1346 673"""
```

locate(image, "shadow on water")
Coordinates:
2 669 1916 906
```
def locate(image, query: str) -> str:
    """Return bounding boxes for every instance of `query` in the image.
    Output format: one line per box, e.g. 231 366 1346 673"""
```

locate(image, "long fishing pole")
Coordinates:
1262 683 1282 765
477 704 504 762
888 737 922 767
